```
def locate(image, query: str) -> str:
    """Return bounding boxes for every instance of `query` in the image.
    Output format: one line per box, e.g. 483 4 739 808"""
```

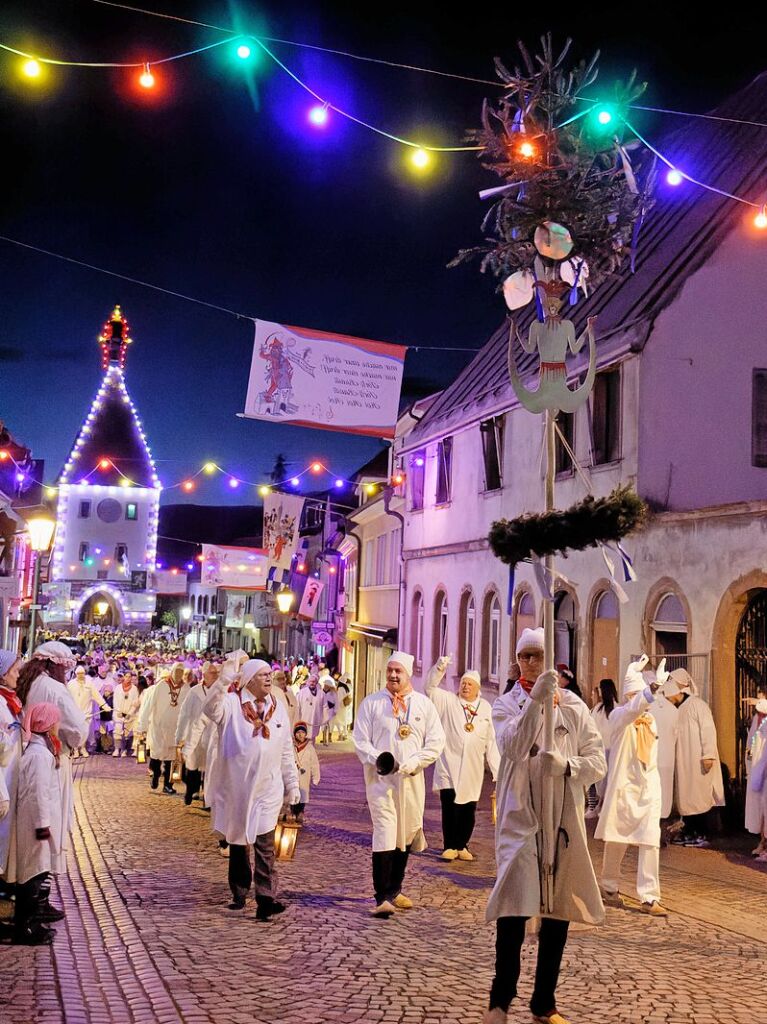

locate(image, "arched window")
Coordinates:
651 591 688 657
512 590 536 660
196 594 203 614
432 590 448 664
203 594 209 615
590 588 620 696
481 591 503 685
554 590 577 674
457 589 476 675
411 590 425 674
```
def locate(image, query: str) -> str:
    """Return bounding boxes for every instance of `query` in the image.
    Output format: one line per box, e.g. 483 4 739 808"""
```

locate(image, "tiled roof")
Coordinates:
407 71 767 446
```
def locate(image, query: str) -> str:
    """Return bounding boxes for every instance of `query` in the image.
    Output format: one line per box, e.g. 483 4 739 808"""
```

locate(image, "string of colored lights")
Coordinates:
1 445 400 500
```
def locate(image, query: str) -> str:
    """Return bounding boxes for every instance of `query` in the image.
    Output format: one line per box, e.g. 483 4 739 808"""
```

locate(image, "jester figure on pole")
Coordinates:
452 36 652 1024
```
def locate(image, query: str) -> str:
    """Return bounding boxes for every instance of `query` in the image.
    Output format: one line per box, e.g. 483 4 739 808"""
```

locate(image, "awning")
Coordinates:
348 622 398 645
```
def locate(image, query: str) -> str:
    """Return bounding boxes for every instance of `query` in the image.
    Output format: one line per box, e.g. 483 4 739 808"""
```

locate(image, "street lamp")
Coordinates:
276 589 294 667
26 514 56 651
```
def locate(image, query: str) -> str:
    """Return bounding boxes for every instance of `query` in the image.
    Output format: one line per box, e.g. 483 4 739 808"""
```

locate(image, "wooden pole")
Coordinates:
541 408 557 913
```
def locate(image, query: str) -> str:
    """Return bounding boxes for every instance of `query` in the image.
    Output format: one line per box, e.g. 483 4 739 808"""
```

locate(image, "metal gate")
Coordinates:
735 590 767 787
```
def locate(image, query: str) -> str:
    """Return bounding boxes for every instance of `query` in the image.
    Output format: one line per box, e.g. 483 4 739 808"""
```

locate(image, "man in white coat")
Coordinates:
136 663 189 794
425 657 499 862
67 666 109 757
353 650 445 917
663 669 725 847
112 671 140 758
203 659 300 921
175 661 219 805
484 627 606 1024
296 670 328 741
595 656 667 916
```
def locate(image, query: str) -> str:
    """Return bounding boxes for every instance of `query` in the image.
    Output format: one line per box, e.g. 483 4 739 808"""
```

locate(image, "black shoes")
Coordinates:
39 903 66 922
150 777 159 790
13 922 54 945
255 899 286 922
162 785 177 795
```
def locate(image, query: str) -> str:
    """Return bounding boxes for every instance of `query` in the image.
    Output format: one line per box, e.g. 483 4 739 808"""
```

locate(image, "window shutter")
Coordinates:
753 369 767 468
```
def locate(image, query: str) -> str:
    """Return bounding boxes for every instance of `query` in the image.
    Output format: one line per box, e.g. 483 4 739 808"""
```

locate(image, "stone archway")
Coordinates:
79 590 123 628
710 569 767 776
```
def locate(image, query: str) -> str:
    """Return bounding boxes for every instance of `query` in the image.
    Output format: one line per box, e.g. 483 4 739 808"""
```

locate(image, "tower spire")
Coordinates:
98 305 132 370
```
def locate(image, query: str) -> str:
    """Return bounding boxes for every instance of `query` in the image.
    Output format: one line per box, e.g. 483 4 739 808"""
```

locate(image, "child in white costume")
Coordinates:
291 722 320 823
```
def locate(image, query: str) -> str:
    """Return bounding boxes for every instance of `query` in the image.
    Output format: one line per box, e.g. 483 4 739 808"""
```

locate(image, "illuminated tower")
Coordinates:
51 307 161 629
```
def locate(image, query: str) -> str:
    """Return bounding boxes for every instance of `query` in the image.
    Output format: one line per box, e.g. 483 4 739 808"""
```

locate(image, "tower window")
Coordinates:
79 501 91 519
79 542 89 562
126 503 138 521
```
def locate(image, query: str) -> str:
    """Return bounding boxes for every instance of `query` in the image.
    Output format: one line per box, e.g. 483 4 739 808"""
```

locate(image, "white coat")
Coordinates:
295 742 321 804
14 735 63 883
745 712 767 834
674 694 725 815
0 694 23 875
353 688 445 853
333 683 353 732
595 689 662 847
23 673 87 875
175 684 214 772
425 665 499 804
296 684 327 740
113 684 140 729
67 677 107 719
203 682 298 845
273 685 298 730
137 681 189 761
648 694 678 818
487 683 606 925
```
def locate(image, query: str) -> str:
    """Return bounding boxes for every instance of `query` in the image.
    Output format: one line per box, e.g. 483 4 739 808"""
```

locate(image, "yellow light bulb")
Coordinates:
22 59 41 78
203 461 217 474
259 485 271 497
519 141 536 159
411 148 430 170
754 206 767 230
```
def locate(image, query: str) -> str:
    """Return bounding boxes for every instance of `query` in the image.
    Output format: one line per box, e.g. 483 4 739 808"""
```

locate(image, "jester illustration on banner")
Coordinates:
263 493 305 573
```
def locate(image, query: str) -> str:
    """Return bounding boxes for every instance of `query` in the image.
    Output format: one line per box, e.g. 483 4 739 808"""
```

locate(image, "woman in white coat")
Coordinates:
137 663 189 795
0 650 23 884
744 695 767 855
426 657 499 862
353 651 445 917
15 641 88 887
14 701 65 945
296 671 328 741
484 628 606 1024
203 659 300 921
595 657 666 915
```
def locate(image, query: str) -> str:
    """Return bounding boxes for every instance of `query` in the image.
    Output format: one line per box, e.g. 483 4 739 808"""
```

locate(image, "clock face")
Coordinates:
97 498 122 523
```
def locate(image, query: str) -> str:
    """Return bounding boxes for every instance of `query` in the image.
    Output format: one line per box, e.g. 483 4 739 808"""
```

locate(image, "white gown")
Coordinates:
674 695 725 815
745 713 767 834
203 682 299 845
487 684 606 925
595 689 661 847
137 681 189 761
14 735 63 884
175 684 214 772
353 689 445 853
648 694 678 818
296 684 327 740
0 694 23 876
425 665 499 804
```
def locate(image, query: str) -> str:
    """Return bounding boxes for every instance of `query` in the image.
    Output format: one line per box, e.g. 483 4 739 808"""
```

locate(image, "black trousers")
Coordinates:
228 833 277 904
489 916 570 1017
682 812 709 838
439 789 477 850
15 872 49 927
371 847 410 905
290 802 306 815
184 768 203 805
150 759 171 787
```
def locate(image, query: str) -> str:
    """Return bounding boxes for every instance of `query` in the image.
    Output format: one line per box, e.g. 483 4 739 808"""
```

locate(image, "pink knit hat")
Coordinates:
22 701 62 742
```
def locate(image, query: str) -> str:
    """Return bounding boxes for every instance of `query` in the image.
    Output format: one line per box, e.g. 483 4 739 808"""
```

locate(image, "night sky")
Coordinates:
2 1 765 505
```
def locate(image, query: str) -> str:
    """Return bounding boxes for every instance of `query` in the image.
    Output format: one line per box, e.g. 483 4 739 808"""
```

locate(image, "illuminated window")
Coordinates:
126 503 138 521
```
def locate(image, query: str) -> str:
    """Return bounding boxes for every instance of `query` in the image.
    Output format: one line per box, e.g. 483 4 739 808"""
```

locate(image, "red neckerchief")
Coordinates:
239 692 275 739
31 731 62 768
294 737 310 754
518 678 534 694
0 686 22 717
388 684 413 717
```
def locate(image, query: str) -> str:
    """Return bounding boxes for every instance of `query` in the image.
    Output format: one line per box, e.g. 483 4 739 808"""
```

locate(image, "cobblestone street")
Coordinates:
1 746 765 1024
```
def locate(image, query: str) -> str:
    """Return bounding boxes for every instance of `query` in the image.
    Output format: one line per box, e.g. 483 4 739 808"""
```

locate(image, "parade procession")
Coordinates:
1 8 767 1024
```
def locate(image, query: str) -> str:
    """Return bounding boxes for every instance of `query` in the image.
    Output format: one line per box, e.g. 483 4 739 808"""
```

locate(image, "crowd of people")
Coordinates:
0 627 764 1023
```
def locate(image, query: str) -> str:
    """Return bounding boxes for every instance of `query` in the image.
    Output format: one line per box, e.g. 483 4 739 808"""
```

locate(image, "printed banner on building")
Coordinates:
41 581 71 623
225 592 246 629
262 493 304 573
201 544 268 589
242 320 406 438
151 570 188 595
298 578 325 619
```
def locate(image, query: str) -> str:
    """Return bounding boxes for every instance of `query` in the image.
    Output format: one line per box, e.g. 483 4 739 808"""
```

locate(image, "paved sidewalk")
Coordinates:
1 745 765 1024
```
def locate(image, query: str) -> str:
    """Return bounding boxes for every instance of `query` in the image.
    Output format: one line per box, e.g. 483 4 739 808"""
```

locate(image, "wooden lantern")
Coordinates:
273 821 300 860
171 755 183 783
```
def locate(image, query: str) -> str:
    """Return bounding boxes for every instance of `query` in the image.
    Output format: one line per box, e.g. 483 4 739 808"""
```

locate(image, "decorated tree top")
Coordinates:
452 35 655 292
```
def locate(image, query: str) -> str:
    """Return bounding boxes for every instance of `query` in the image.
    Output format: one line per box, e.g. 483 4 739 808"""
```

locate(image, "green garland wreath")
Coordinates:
488 485 648 567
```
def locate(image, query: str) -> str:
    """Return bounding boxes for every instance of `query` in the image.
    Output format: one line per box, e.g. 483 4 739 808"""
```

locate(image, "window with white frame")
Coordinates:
388 527 401 585
463 593 476 671
480 416 504 491
344 557 357 612
489 594 502 683
362 539 375 586
433 591 448 663
375 534 388 585
410 451 426 510
435 437 453 504
411 590 424 673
